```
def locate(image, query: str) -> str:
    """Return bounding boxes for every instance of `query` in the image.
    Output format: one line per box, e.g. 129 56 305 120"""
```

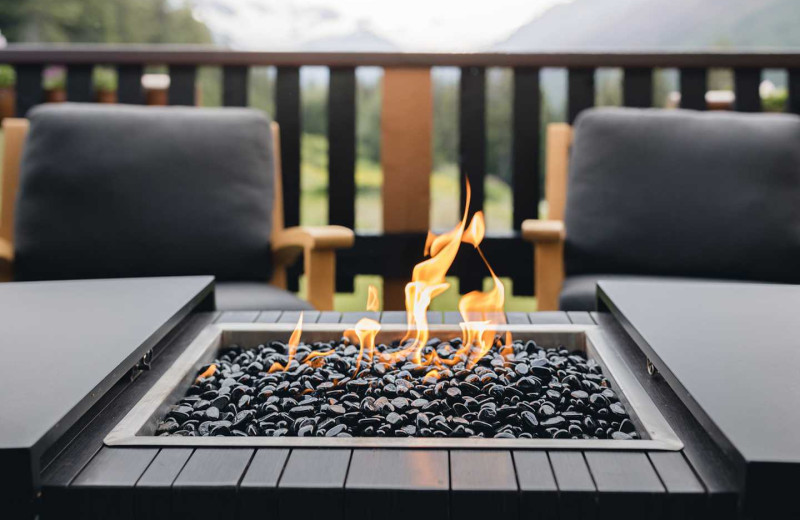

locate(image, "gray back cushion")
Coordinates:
564 107 800 283
15 103 274 281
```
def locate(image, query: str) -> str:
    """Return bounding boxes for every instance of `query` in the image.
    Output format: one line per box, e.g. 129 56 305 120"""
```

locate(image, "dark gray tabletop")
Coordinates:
0 275 213 515
598 280 800 516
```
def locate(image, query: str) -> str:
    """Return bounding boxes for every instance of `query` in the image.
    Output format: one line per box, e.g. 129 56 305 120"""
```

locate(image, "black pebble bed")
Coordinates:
156 336 640 440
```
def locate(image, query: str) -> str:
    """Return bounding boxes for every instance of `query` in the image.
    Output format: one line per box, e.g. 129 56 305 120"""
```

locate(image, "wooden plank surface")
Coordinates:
528 311 570 324
450 450 518 520
117 64 144 104
514 451 559 520
256 310 283 323
567 311 595 325
346 450 449 520
549 451 597 520
216 310 259 323
279 449 350 520
135 448 193 520
67 64 93 103
506 312 531 324
222 65 249 107
317 311 343 323
71 447 158 520
341 311 380 324
168 65 196 106
648 452 706 520
238 449 289 520
680 68 707 110
623 67 653 107
585 451 665 520
172 448 254 518
568 67 595 123
278 310 320 323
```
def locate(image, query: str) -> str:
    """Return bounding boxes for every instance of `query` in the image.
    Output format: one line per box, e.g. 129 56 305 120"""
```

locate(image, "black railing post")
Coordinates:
117 65 144 104
14 64 43 116
680 68 707 110
66 64 93 102
568 68 595 123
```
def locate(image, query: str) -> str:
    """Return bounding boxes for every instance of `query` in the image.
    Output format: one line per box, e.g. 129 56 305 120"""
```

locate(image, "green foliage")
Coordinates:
0 65 16 88
92 66 117 92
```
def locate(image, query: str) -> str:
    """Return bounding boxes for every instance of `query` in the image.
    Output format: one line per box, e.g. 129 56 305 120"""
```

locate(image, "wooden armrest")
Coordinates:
0 237 13 282
521 220 564 311
271 226 354 311
521 219 565 243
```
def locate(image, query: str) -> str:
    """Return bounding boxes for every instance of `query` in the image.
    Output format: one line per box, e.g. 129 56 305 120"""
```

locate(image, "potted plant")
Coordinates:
0 65 15 120
93 67 117 103
43 65 66 103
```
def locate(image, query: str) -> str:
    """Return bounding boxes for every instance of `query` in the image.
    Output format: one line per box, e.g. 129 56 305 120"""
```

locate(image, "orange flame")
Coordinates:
267 313 304 373
195 363 217 382
354 317 381 372
366 284 380 312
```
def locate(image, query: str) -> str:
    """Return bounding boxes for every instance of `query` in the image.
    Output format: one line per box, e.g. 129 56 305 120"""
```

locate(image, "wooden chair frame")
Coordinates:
0 118 353 310
521 123 572 311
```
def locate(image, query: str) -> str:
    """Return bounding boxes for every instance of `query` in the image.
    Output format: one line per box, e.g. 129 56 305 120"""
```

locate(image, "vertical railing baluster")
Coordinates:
789 68 800 115
734 67 762 112
458 66 486 294
222 65 249 107
117 64 144 104
328 67 357 293
168 65 196 106
66 64 93 102
511 66 539 297
680 68 707 110
568 68 595 123
14 64 43 116
275 66 302 291
623 67 653 108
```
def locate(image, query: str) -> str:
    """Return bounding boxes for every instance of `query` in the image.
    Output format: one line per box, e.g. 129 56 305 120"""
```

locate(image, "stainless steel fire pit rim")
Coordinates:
105 322 683 450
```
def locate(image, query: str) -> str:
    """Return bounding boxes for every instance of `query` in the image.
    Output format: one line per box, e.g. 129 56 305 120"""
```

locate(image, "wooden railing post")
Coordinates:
381 68 433 310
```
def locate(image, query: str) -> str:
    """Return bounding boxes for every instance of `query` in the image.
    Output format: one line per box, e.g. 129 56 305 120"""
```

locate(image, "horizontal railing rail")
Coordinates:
2 45 800 308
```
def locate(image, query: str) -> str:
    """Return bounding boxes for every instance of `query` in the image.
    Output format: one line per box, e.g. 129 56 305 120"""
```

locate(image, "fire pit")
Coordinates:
105 323 682 450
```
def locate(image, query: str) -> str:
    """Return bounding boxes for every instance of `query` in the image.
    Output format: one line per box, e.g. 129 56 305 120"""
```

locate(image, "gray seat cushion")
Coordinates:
215 282 314 311
15 103 274 282
564 108 800 285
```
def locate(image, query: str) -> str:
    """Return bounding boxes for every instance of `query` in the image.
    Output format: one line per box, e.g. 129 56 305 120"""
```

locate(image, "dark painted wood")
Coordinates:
450 450 518 520
117 64 144 104
222 65 249 107
14 64 43 116
256 310 283 323
317 311 343 323
380 311 406 324
238 449 289 520
680 68 707 110
341 311 380 324
514 451 559 520
568 67 595 123
734 67 761 112
279 449 350 520
70 447 158 520
135 448 193 520
548 451 597 520
585 451 665 520
345 450 448 520
216 310 260 323
168 65 196 106
506 312 530 324
172 448 254 518
567 311 595 325
648 452 706 520
458 66 486 294
66 64 93 102
528 311 570 325
623 67 653 107
789 68 800 115
512 67 541 230
278 310 320 323
5 46 797 68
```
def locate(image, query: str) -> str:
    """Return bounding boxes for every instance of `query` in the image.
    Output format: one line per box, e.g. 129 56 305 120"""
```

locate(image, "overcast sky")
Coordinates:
193 0 570 51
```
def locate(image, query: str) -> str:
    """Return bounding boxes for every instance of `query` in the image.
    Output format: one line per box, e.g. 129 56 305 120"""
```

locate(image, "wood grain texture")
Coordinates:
279 449 350 520
381 68 433 309
585 451 665 520
450 450 518 520
172 448 254 518
135 448 193 520
238 449 289 520
514 451 559 520
346 449 448 520
549 451 597 520
0 118 28 249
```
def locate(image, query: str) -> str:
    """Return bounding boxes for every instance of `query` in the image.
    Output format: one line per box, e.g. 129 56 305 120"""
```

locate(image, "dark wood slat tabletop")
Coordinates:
36 310 744 520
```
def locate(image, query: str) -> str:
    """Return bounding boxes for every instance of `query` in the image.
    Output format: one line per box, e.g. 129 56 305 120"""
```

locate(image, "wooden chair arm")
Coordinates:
0 237 13 282
271 225 354 311
521 220 565 311
521 219 565 244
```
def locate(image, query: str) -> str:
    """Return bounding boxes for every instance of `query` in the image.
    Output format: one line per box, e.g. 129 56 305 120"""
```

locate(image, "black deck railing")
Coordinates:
2 45 799 303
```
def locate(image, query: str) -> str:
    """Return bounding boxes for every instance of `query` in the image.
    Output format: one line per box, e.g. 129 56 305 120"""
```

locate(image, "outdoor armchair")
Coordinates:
0 103 353 310
524 107 800 311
